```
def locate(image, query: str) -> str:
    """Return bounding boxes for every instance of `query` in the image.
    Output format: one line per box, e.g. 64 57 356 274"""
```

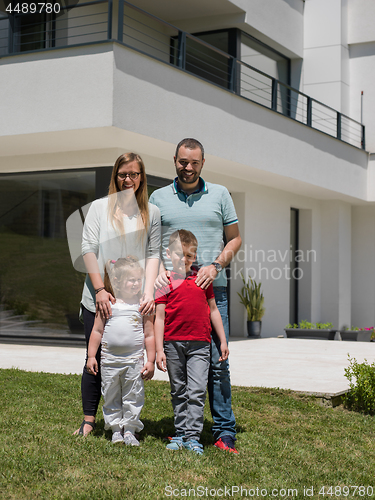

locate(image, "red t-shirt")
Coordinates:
155 270 214 342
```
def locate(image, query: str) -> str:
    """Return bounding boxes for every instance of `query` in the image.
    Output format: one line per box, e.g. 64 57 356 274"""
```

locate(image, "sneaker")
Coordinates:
214 435 238 454
112 431 123 444
166 436 184 451
123 431 140 447
183 439 204 455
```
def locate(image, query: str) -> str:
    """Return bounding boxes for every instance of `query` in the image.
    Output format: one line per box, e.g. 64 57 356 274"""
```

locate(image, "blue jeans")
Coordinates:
208 287 236 441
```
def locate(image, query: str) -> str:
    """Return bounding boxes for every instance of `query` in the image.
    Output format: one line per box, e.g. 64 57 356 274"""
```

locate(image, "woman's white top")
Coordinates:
101 301 144 364
80 197 161 314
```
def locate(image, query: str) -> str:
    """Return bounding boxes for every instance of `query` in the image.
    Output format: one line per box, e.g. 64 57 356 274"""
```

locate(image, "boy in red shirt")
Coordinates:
155 229 229 455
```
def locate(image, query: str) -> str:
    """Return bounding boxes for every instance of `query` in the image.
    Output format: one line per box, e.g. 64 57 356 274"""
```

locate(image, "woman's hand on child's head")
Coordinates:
156 352 167 372
154 271 171 289
218 343 229 362
141 361 154 380
96 289 115 319
87 357 98 376
139 294 155 316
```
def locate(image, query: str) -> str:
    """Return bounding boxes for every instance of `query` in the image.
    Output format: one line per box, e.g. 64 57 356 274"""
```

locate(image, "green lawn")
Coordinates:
1 368 374 500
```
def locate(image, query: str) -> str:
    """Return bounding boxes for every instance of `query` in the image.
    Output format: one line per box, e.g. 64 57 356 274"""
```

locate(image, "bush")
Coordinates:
285 320 333 330
343 356 375 415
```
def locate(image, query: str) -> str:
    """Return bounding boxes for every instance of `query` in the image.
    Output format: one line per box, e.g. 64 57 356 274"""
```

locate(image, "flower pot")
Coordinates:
247 320 262 338
338 330 372 342
284 328 336 340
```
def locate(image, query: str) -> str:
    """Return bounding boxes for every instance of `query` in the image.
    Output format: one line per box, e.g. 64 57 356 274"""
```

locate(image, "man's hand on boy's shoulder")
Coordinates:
195 264 218 289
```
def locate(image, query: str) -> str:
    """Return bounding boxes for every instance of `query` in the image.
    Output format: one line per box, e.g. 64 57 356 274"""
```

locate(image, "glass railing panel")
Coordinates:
311 100 338 138
340 115 364 148
54 0 108 47
122 3 177 64
239 63 273 108
185 34 231 89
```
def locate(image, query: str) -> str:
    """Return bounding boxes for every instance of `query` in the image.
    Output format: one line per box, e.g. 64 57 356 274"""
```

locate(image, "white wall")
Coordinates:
111 44 368 201
348 0 375 45
206 177 325 338
170 0 304 58
320 201 351 329
347 0 375 154
351 204 375 328
349 43 375 153
303 0 349 114
0 42 368 195
368 155 375 199
0 45 114 137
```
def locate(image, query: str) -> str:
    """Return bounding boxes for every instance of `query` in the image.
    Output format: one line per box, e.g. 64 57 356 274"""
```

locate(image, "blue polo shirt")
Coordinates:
149 177 238 286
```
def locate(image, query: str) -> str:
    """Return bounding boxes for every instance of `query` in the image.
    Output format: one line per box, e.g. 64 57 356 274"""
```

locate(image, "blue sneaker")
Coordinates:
183 439 203 455
166 436 184 450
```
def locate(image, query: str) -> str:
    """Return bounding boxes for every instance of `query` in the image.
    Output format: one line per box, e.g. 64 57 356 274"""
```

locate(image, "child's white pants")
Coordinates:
101 357 144 434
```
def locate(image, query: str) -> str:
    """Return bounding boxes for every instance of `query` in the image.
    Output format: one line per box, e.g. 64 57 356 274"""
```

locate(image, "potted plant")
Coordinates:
238 274 265 337
338 326 374 342
284 320 336 340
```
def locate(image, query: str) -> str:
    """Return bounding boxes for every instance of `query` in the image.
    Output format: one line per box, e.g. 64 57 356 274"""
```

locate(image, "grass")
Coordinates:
1 370 375 499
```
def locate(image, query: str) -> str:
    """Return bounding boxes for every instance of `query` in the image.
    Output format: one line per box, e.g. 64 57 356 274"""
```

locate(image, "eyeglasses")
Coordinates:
117 172 141 180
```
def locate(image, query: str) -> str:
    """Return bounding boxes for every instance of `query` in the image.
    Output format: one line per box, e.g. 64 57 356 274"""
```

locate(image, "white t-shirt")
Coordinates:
80 197 161 314
101 301 144 364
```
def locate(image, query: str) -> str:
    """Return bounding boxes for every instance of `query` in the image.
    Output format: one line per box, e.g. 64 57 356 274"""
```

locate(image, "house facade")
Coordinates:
0 0 374 336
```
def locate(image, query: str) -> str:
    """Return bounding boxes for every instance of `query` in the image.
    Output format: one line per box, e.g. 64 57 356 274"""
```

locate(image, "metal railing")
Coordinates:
0 0 112 54
0 0 365 150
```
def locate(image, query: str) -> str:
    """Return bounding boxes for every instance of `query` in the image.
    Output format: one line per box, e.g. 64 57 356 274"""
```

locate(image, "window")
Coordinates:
9 11 55 53
172 28 290 101
0 168 170 332
240 32 289 85
0 169 95 330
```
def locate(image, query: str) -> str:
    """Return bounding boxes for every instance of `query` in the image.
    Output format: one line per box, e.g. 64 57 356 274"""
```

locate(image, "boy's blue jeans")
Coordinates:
209 287 237 441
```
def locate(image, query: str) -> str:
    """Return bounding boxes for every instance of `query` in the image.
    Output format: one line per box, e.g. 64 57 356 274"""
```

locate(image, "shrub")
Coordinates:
285 320 333 330
343 356 375 415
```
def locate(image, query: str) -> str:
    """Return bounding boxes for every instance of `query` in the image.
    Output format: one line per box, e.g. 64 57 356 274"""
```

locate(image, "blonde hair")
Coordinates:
107 152 150 237
104 256 144 298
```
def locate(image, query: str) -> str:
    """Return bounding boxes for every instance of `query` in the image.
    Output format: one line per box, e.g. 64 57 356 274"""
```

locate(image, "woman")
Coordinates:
74 152 160 436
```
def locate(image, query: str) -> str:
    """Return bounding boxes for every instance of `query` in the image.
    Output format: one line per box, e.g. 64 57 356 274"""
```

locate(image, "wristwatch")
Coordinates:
211 262 223 273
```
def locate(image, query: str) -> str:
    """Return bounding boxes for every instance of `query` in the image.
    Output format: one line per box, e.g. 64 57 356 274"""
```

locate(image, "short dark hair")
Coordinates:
175 138 204 160
168 229 198 252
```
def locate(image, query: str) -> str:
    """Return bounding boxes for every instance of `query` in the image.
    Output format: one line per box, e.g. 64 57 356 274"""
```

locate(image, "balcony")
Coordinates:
0 0 365 150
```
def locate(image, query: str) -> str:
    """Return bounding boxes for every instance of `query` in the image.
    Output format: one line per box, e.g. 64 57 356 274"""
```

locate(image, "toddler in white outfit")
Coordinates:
87 256 155 445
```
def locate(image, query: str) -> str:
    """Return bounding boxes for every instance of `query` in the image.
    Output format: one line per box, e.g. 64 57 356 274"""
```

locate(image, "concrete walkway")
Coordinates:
1 337 375 397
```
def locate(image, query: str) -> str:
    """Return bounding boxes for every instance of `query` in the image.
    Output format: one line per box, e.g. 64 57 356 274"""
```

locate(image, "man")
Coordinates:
149 138 242 453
